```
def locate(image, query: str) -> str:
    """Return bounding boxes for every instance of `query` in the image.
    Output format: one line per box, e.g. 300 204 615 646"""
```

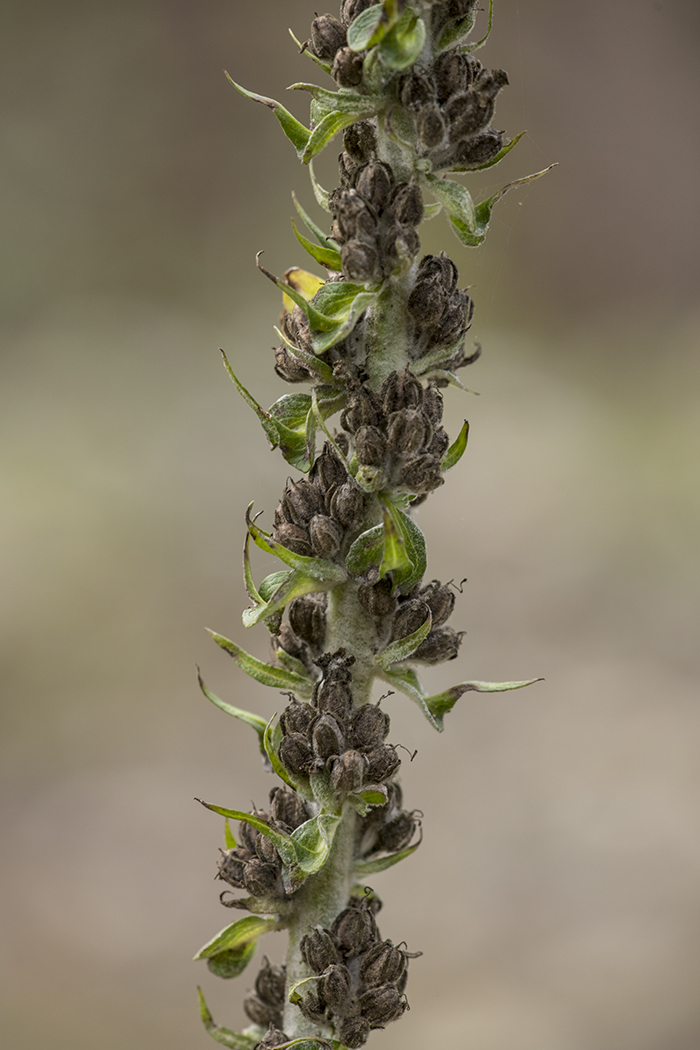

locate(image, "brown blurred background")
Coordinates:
1 1 699 1048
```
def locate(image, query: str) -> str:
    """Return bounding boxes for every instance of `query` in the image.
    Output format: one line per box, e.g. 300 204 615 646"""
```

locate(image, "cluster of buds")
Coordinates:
340 367 449 494
330 123 423 286
278 649 401 792
276 302 367 385
408 252 479 374
244 957 288 1033
297 896 411 1048
271 443 365 559
400 48 508 171
360 575 464 663
305 2 389 88
216 787 309 902
356 779 419 858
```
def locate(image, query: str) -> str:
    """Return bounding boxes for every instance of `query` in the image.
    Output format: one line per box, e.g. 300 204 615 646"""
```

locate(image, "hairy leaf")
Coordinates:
347 3 388 50
292 193 339 251
354 834 422 875
292 220 343 270
425 677 544 728
288 28 332 75
196 800 298 867
308 161 331 213
378 8 425 70
194 915 277 961
264 715 298 790
196 669 267 747
377 665 442 731
376 611 432 668
384 501 427 593
346 523 384 577
441 420 469 472
226 75 310 158
206 629 312 695
197 987 258 1049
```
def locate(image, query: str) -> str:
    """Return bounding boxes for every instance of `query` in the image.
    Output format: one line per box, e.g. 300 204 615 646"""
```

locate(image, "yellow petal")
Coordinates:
282 267 325 314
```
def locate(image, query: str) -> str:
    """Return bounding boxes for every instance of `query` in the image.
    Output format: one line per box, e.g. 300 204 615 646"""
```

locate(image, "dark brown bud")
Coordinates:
255 828 282 865
334 189 378 242
377 811 416 853
417 251 459 292
301 927 341 972
338 1016 371 1049
422 383 444 424
283 480 324 526
279 699 316 738
358 576 398 619
433 289 474 346
272 523 312 557
355 425 387 467
338 150 363 190
379 368 423 416
312 713 345 762
399 73 435 111
343 120 377 162
387 409 431 455
279 732 322 776
398 453 443 494
341 240 381 285
243 859 280 898
269 786 308 829
389 180 424 227
391 598 430 641
340 0 378 26
255 957 287 1008
408 275 449 327
427 426 450 459
412 625 464 663
238 815 262 855
332 46 364 87
359 940 408 988
355 162 394 210
217 847 248 888
417 104 446 151
244 993 279 1028
329 480 364 531
282 305 313 352
318 963 352 1009
309 513 343 558
453 128 504 168
433 49 469 103
298 990 329 1024
289 595 327 647
358 984 407 1027
311 443 348 491
309 15 347 60
364 744 401 783
329 749 366 793
340 385 381 433
254 1027 290 1050
273 624 309 666
350 703 390 751
315 648 355 681
418 580 455 627
274 344 312 384
314 678 353 724
332 901 378 957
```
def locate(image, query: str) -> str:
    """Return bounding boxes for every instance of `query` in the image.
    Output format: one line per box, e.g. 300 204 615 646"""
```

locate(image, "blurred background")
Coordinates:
1 1 699 1048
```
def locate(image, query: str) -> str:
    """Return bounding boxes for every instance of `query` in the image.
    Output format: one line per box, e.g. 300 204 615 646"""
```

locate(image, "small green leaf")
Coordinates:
448 130 526 173
461 0 493 52
290 812 342 875
206 630 312 695
308 161 331 213
242 532 263 605
412 334 467 377
302 106 381 164
258 571 293 603
292 193 339 252
197 987 258 1049
425 677 544 729
292 220 342 270
226 74 310 158
441 420 469 472
310 290 377 354
376 612 432 668
470 165 557 243
347 3 387 50
273 325 335 384
287 974 321 1005
221 350 279 445
246 503 347 583
196 799 298 867
269 392 313 431
378 8 426 70
194 915 278 961
354 835 422 876
224 818 236 850
197 669 268 746
242 568 327 629
377 665 442 730
346 523 384 577
264 715 298 791
378 501 409 581
348 784 389 815
289 83 380 116
288 28 332 75
384 501 427 593
423 201 443 221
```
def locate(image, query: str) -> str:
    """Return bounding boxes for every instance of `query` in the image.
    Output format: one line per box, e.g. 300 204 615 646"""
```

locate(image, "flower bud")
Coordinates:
399 72 435 111
283 479 324 526
332 901 378 957
421 383 444 424
433 289 474 346
309 15 347 61
417 251 459 292
418 580 456 627
298 990 329 1024
255 828 282 865
238 815 262 855
300 927 341 972
309 513 343 558
334 189 378 242
340 0 378 27
330 480 364 531
408 275 449 327
279 698 316 738
340 385 381 433
453 128 504 168
379 368 423 415
377 811 416 852
217 847 248 888
332 46 364 87
272 523 312 557
355 425 387 467
316 648 355 682
274 344 312 384
350 703 390 751
389 180 424 227
355 162 394 211
343 121 377 162
433 49 469 103
243 859 280 898
391 598 430 641
417 104 446 150
269 786 308 829
358 984 407 1027
427 426 450 459
364 744 400 783
244 993 279 1028
359 940 408 987
338 1016 371 1049
318 963 352 1009
254 1027 290 1050
341 240 381 284
412 625 464 663
329 749 366 792
282 305 313 352
288 595 327 647
314 678 353 724
311 443 349 492
387 409 431 455
255 957 287 1008
398 453 444 494
279 732 322 776
312 713 345 762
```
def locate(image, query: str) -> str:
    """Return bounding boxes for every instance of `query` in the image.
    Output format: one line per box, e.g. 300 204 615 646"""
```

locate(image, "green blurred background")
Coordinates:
1 1 699 1048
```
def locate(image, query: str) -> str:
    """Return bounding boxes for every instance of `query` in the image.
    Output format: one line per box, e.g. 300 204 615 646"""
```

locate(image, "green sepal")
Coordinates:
289 83 381 118
469 166 557 243
441 420 469 472
423 201 443 221
292 192 340 252
246 503 347 583
376 612 432 669
377 8 426 70
264 715 300 791
197 669 268 750
425 677 544 729
289 812 342 877
287 974 320 1005
288 28 332 76
412 335 467 377
346 524 384 578
378 501 409 581
308 161 331 213
302 106 382 164
258 571 292 602
447 130 526 173
347 0 400 51
242 569 327 629
225 75 310 159
243 532 263 605
273 325 335 384
197 987 258 1049
224 818 236 850
383 500 427 593
197 800 298 867
461 0 493 52
309 771 341 816
348 784 389 816
377 665 442 730
194 915 278 962
354 834 422 876
292 220 343 270
206 629 313 696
